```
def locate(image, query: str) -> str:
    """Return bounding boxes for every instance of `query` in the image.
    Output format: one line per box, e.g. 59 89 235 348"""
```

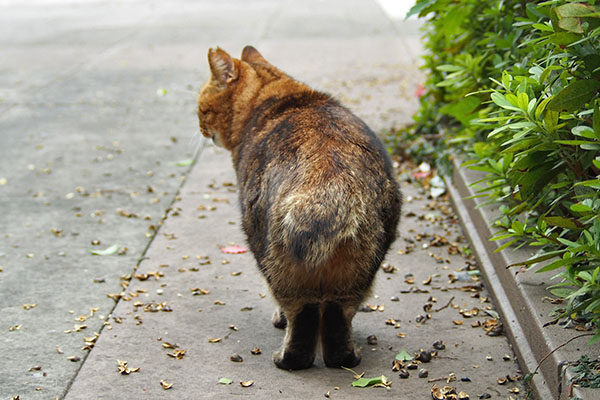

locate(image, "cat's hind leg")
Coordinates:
273 302 319 370
271 307 287 329
320 300 361 368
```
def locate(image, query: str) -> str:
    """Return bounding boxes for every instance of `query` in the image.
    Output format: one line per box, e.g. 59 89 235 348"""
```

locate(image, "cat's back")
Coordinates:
236 90 392 182
235 89 400 269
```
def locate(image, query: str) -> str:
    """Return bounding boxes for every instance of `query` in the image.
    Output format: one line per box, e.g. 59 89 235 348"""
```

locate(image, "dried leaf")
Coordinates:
240 380 254 387
117 359 140 375
167 349 186 359
160 380 174 390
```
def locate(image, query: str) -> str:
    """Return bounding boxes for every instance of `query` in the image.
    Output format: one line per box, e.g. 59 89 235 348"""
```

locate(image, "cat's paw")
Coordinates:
273 350 314 370
323 349 361 369
271 309 287 329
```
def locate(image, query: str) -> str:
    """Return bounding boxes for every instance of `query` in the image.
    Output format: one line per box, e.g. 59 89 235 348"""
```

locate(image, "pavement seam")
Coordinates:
60 137 208 399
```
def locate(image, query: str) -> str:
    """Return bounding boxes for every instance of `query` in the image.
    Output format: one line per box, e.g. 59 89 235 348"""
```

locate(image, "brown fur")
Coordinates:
197 46 401 370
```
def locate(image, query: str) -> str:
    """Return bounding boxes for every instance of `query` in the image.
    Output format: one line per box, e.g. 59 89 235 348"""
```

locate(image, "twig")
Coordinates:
427 376 446 383
434 296 455 312
529 333 594 378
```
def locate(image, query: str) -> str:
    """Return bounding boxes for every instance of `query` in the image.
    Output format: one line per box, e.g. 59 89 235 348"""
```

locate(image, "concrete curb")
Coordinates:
446 158 596 400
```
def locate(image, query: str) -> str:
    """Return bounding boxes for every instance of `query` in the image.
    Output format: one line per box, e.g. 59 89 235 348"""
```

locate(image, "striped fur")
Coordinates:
197 46 401 370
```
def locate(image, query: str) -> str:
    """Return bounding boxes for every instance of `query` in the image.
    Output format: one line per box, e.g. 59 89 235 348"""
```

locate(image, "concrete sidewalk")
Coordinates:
1 1 525 399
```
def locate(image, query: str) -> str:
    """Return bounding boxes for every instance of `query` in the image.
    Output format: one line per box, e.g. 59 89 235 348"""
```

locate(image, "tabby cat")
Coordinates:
197 46 401 370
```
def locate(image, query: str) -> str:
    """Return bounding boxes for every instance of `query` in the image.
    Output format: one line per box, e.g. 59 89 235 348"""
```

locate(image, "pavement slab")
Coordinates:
1 1 528 399
65 143 526 399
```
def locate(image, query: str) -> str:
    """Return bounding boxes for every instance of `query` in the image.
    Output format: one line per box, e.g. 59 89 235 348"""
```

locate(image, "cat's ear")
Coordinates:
241 45 268 64
208 47 238 86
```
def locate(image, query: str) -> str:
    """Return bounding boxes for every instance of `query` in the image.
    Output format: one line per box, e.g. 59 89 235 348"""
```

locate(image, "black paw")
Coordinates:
324 349 361 368
272 309 287 329
273 350 314 370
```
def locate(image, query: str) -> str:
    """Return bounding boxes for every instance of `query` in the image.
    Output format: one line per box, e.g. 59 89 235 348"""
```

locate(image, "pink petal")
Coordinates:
415 84 426 98
221 245 249 254
412 171 431 179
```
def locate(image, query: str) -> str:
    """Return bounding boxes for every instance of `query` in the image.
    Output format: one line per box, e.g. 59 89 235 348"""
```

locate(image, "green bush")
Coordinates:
398 0 600 342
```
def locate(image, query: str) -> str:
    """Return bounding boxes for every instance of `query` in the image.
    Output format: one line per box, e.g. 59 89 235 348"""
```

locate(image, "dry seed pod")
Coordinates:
431 385 444 400
457 391 470 400
416 349 432 363
406 362 419 370
432 340 446 350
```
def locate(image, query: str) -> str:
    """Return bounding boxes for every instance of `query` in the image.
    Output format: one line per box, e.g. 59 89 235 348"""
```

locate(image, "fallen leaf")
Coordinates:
218 377 232 385
351 375 390 388
160 380 173 390
240 380 254 387
167 349 186 359
395 349 413 362
117 359 140 375
221 245 248 254
176 159 194 167
89 244 120 256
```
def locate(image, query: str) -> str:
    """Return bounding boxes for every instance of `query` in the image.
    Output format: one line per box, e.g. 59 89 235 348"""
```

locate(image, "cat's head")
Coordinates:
197 45 279 150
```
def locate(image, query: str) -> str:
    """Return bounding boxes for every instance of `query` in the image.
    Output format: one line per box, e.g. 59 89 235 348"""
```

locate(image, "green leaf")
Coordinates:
575 178 600 189
440 96 481 126
544 110 559 132
507 252 564 268
437 64 463 72
502 71 511 90
176 159 195 167
588 332 600 345
532 23 554 32
555 139 596 146
218 377 232 385
555 3 597 18
594 101 600 138
571 203 594 213
536 256 585 273
584 55 600 78
395 349 413 362
491 92 521 112
572 126 597 139
351 375 388 388
544 216 583 230
88 244 120 256
517 92 530 111
494 238 519 253
405 0 436 19
548 32 581 45
558 17 583 33
550 287 574 298
546 80 600 113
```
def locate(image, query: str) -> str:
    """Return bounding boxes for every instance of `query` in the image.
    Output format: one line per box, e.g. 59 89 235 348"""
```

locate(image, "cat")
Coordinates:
197 46 401 370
